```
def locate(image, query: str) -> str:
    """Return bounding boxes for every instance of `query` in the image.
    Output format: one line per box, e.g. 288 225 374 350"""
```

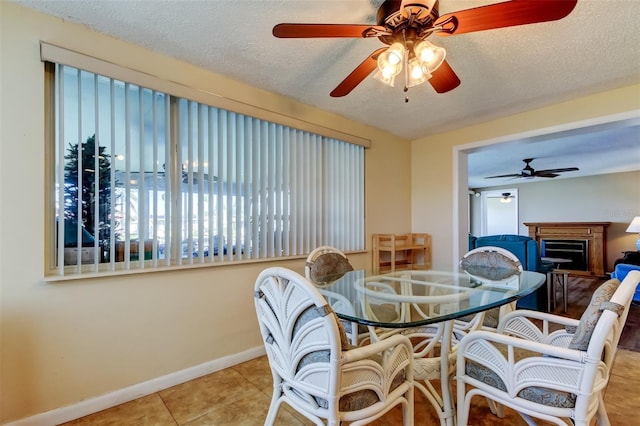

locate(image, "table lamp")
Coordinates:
626 216 640 251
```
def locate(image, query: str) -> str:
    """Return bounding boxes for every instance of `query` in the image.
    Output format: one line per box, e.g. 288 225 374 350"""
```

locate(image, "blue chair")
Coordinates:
612 263 640 303
471 234 553 311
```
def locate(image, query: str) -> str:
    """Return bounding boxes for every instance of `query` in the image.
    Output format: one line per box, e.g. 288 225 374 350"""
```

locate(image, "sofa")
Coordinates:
470 234 553 311
612 263 640 304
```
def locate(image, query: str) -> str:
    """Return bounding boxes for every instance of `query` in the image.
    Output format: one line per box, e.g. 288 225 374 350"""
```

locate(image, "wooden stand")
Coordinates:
372 233 432 273
524 222 610 277
115 240 154 262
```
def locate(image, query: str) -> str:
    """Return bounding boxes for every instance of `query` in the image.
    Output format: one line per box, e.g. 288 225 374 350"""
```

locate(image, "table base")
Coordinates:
547 270 569 313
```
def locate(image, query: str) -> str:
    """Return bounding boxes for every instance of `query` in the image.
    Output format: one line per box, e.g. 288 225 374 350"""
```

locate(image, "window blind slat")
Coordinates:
138 87 146 269
49 63 364 278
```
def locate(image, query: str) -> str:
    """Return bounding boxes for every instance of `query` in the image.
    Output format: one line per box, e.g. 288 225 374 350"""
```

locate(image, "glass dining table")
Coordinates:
316 266 546 426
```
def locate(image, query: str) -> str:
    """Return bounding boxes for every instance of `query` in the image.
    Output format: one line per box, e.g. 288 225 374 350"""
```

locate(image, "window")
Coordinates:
46 60 365 277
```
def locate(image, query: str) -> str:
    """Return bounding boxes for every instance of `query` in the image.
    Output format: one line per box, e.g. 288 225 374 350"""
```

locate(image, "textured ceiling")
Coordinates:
14 0 640 186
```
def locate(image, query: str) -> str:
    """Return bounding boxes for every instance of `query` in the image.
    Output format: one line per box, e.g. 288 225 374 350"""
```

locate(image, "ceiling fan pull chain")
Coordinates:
401 29 410 99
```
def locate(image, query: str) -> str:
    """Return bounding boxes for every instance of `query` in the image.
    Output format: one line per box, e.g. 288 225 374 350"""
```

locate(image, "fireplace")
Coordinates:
524 222 610 277
541 239 589 271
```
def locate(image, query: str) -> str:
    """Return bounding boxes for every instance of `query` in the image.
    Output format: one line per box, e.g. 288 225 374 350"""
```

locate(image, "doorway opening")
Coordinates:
452 111 639 264
480 189 518 236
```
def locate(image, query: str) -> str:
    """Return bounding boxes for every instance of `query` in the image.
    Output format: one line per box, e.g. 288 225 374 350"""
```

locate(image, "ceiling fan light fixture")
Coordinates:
406 57 431 87
414 40 446 72
500 192 512 203
373 68 396 87
377 42 404 77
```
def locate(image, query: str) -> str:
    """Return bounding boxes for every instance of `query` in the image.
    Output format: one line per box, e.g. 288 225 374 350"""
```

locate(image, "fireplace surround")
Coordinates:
524 222 610 277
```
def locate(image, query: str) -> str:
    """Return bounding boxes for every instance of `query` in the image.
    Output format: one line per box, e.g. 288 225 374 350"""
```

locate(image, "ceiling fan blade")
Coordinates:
535 172 559 178
536 167 579 174
434 0 578 37
273 23 384 38
428 60 461 93
485 173 523 179
330 48 387 97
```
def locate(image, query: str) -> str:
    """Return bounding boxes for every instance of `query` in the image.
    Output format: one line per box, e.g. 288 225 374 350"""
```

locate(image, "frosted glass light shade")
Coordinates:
414 40 446 72
373 69 396 87
406 57 431 87
377 43 404 77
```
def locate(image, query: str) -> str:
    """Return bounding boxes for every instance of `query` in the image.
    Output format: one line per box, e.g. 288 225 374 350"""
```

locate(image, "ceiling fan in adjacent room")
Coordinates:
485 158 579 180
272 0 578 97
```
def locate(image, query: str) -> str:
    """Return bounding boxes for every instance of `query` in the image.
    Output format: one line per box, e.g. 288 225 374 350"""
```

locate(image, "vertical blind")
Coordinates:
50 63 365 277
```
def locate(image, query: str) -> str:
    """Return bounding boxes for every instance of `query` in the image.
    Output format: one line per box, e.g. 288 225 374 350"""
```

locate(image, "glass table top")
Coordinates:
316 266 546 328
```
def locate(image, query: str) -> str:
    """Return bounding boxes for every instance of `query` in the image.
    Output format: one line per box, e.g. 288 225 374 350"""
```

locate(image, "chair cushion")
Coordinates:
517 386 577 408
462 265 519 281
461 250 521 271
568 278 620 351
292 304 405 412
309 252 354 284
466 360 577 408
292 305 352 369
338 371 405 412
369 304 399 323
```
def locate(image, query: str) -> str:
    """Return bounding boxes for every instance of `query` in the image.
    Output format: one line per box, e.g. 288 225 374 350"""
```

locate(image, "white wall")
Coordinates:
470 170 640 270
0 3 413 422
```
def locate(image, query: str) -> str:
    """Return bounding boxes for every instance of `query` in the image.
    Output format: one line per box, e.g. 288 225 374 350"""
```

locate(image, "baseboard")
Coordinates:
6 346 266 426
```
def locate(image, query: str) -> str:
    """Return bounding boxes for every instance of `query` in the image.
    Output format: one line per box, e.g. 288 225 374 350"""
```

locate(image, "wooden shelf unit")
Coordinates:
372 233 432 273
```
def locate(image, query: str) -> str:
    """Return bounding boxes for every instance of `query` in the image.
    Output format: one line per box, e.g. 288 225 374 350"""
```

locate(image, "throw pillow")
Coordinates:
568 278 620 351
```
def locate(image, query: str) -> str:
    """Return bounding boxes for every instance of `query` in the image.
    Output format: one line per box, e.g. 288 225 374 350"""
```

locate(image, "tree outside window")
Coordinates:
63 134 113 259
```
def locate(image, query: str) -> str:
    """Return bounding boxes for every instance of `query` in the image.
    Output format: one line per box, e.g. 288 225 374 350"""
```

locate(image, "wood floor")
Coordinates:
61 275 640 425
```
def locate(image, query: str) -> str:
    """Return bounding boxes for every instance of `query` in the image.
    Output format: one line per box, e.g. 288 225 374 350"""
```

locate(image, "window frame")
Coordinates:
42 43 368 280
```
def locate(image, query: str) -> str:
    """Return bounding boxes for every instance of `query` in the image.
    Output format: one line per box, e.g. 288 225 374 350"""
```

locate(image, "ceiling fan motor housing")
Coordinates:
376 0 439 46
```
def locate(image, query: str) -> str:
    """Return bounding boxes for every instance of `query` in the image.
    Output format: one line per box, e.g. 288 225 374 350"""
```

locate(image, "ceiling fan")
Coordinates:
272 0 578 97
485 158 579 180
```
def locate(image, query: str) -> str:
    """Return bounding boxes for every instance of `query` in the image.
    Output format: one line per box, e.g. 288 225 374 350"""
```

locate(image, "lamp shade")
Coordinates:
626 216 640 250
626 216 640 233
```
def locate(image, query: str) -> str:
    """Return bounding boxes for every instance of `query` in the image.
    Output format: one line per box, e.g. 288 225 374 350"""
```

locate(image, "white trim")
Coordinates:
452 148 466 265
6 346 266 426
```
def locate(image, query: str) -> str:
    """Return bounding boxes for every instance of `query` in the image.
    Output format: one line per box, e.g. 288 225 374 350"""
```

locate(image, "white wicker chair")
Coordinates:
305 246 361 345
305 246 354 285
254 267 415 426
456 270 640 426
457 245 524 331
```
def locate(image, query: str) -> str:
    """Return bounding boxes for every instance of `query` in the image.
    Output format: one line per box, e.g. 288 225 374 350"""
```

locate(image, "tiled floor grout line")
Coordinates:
157 391 180 425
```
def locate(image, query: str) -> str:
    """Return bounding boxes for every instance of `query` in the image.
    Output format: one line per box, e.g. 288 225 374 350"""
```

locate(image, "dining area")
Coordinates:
253 247 640 426
59 252 640 426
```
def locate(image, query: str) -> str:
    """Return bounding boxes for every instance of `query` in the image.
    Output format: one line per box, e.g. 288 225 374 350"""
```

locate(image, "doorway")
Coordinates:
452 111 639 265
480 189 518 236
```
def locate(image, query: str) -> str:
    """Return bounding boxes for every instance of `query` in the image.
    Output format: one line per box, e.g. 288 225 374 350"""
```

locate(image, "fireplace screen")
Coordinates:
541 239 589 271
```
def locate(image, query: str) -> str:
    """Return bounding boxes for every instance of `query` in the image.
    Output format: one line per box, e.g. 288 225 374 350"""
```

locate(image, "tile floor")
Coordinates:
60 349 640 425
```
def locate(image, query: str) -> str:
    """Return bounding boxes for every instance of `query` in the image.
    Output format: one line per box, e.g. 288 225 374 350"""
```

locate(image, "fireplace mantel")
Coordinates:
524 222 610 277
